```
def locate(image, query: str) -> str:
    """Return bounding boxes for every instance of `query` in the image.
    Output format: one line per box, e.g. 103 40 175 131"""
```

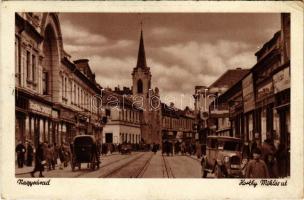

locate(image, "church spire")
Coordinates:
136 28 147 68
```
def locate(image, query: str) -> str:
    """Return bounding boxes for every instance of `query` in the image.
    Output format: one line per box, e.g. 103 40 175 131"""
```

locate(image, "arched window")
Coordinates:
137 79 143 94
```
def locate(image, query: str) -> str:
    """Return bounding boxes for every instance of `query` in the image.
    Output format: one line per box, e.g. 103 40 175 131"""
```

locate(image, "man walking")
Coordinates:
16 141 26 168
31 142 45 177
245 148 269 178
26 141 34 166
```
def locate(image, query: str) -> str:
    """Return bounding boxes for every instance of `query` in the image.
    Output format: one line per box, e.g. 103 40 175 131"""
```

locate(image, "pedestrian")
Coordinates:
276 143 288 178
93 141 101 167
58 144 65 169
242 142 250 159
26 141 34 166
261 135 278 178
63 143 71 167
196 142 202 159
175 141 180 155
102 143 108 155
53 143 59 169
15 141 26 168
245 148 269 178
45 144 53 171
249 139 258 159
31 142 45 177
152 143 157 154
181 142 186 155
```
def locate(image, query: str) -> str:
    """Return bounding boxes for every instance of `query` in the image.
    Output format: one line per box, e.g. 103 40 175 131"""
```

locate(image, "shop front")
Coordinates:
242 73 256 143
273 66 290 148
15 91 61 148
60 107 77 144
255 80 275 143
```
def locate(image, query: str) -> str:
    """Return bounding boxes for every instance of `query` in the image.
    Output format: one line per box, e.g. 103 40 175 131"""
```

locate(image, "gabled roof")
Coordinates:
74 59 95 82
255 31 281 60
209 68 250 89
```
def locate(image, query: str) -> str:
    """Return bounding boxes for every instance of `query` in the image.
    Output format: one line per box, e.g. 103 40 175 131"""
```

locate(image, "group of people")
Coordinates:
15 141 34 168
162 140 202 158
30 142 71 177
244 135 289 178
15 141 71 177
100 143 116 155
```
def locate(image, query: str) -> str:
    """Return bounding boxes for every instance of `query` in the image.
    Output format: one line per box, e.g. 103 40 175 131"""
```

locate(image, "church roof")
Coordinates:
136 30 147 68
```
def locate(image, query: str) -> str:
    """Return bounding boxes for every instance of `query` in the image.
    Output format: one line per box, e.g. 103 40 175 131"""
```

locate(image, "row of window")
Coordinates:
119 109 140 123
162 116 194 130
61 74 98 113
120 133 140 144
15 36 38 87
15 35 98 115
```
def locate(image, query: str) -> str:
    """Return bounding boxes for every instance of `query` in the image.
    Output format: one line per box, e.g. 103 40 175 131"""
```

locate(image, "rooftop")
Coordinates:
209 68 250 89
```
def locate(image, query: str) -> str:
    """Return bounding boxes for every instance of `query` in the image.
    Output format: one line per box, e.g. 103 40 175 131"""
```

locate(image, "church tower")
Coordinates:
132 30 151 98
132 29 161 144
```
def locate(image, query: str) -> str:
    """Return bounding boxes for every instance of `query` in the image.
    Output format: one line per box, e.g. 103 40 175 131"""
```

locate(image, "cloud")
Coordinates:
61 20 107 46
59 13 280 109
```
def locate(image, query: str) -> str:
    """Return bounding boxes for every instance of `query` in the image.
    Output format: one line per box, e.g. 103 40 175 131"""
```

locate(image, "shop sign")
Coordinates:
273 67 290 93
242 73 255 113
61 109 76 122
29 100 52 116
257 82 274 102
210 109 228 115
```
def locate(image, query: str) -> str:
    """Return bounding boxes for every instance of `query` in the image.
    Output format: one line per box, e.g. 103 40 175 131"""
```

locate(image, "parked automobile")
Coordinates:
201 136 243 178
70 135 100 171
120 143 132 154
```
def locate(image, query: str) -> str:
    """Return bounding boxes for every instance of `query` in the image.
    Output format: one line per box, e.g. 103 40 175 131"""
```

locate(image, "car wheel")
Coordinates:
214 164 222 178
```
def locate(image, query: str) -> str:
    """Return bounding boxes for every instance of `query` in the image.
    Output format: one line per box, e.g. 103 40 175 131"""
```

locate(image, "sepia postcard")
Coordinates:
0 1 303 199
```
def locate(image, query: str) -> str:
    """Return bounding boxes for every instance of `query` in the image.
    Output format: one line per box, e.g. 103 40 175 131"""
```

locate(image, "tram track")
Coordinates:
162 155 175 178
130 153 154 178
185 155 201 163
74 152 141 178
100 152 148 178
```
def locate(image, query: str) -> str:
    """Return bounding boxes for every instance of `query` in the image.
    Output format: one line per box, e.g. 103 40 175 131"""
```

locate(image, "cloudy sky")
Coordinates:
59 13 280 108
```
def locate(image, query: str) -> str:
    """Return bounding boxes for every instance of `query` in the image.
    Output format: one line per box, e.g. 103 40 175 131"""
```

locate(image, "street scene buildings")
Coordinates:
15 12 290 178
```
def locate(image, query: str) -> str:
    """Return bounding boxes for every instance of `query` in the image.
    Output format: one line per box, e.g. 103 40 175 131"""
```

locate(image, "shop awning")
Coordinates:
273 103 290 110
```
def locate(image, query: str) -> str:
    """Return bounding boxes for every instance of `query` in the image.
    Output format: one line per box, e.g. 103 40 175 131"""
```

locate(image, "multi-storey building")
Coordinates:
15 13 102 147
161 103 196 143
210 14 290 151
101 89 143 144
193 68 249 142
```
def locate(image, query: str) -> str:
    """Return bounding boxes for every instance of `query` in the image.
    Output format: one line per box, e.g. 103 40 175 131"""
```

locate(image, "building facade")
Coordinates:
101 90 142 144
193 68 249 143
15 12 103 147
161 104 196 144
209 14 290 152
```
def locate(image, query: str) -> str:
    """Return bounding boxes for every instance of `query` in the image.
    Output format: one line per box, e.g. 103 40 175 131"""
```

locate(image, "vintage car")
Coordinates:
70 135 100 171
201 136 243 178
120 143 132 154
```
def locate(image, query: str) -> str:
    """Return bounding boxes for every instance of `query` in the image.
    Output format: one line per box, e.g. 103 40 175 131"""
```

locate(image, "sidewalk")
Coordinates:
15 165 34 175
15 152 120 175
